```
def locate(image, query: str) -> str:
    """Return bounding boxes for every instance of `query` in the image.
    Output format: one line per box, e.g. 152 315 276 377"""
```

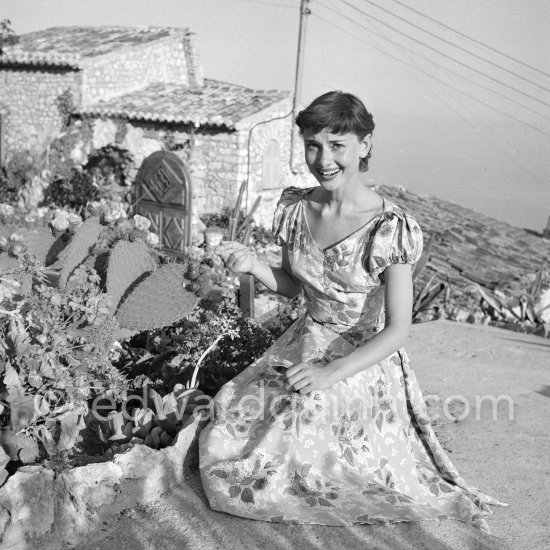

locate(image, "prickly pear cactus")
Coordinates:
19 227 56 266
116 263 199 331
59 217 103 288
107 239 158 313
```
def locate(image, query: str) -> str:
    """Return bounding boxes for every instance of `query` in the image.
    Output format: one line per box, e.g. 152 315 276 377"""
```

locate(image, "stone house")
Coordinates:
0 26 310 246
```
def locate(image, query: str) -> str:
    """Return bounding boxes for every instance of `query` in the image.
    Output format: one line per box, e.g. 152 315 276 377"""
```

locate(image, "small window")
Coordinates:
261 140 281 190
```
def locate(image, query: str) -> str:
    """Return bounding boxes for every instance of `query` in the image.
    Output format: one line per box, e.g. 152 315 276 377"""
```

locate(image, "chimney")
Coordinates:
543 215 550 239
183 32 204 90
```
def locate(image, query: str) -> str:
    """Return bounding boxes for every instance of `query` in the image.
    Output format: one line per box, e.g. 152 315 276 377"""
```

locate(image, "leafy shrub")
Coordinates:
0 203 207 469
0 257 128 464
0 151 45 205
85 145 134 193
42 144 134 212
0 167 19 204
200 208 232 230
0 19 19 53
42 169 99 212
121 290 276 397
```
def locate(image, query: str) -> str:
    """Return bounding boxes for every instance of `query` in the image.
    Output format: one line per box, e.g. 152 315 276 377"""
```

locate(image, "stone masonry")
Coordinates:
0 66 80 154
0 27 200 156
0 26 308 225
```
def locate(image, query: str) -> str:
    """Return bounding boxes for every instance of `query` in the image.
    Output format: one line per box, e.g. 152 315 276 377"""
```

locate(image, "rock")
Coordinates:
55 461 122 534
0 466 55 548
0 505 9 540
0 414 207 548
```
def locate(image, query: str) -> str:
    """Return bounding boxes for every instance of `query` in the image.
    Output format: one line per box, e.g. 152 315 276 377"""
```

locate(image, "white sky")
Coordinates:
4 0 550 231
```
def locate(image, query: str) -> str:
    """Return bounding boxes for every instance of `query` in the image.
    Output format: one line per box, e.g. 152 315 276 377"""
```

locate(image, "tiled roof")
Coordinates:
0 26 183 68
78 79 290 129
379 185 550 292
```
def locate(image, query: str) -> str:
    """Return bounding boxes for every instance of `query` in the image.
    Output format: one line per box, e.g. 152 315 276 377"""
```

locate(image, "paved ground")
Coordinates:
57 320 549 550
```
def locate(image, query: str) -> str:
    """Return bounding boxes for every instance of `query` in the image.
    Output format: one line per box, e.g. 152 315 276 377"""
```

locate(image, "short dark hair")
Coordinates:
295 91 375 171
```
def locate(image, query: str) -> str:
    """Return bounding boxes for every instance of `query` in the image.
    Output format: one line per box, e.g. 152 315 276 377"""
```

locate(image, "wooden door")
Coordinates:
135 150 192 256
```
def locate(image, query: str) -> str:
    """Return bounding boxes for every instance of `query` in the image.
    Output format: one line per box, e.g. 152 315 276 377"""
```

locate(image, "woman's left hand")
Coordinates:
284 362 337 394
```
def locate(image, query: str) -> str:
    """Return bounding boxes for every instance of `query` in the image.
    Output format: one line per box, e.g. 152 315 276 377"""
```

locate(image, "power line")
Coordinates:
365 0 550 94
313 9 550 188
377 22 550 183
316 1 550 127
313 4 550 139
336 0 550 110
389 0 550 80
228 0 295 8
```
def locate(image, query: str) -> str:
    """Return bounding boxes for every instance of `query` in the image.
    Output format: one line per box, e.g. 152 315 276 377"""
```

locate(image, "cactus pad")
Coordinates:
59 217 103 288
19 227 56 266
116 263 199 331
107 239 158 313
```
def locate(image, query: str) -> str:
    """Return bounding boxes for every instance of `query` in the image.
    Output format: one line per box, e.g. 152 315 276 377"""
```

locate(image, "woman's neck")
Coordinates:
313 180 375 215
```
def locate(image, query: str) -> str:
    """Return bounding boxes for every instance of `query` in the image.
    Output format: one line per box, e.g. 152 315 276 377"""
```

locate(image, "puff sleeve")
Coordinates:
367 209 423 277
272 186 303 246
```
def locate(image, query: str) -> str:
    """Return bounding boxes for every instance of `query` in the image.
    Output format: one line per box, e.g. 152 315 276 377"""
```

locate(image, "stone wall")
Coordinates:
236 101 313 227
80 33 194 106
68 103 310 226
0 66 81 157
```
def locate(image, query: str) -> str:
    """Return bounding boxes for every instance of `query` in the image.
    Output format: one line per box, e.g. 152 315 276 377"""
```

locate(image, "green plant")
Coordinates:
0 151 45 204
44 141 132 211
128 290 274 397
46 119 94 181
0 167 19 205
468 263 549 336
0 19 18 54
0 205 211 472
59 216 104 288
55 89 75 129
115 263 200 331
106 239 158 309
86 145 134 192
42 169 99 212
200 209 231 230
0 260 128 466
411 235 449 321
228 180 262 244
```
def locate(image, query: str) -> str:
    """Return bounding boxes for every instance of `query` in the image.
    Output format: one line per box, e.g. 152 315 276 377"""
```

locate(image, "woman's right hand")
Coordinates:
215 241 258 275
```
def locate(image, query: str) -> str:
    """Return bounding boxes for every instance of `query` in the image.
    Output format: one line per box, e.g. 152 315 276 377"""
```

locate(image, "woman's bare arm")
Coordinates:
285 263 414 393
216 241 301 299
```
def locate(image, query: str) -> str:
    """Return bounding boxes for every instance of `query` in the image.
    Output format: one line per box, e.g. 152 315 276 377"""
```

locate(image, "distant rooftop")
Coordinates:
78 79 290 129
378 185 550 292
0 26 185 68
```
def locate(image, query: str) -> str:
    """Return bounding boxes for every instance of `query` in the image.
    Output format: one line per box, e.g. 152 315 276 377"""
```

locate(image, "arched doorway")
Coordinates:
135 150 192 256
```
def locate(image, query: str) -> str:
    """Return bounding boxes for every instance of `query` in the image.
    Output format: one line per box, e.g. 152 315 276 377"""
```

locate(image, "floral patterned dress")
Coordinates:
199 186 504 533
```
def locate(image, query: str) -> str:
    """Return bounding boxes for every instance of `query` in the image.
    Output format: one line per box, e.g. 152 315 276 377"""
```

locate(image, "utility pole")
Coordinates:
290 0 311 174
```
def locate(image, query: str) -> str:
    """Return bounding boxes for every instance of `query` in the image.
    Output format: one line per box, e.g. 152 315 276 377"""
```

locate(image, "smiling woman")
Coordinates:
297 90 375 174
296 92 382 251
199 90 507 532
